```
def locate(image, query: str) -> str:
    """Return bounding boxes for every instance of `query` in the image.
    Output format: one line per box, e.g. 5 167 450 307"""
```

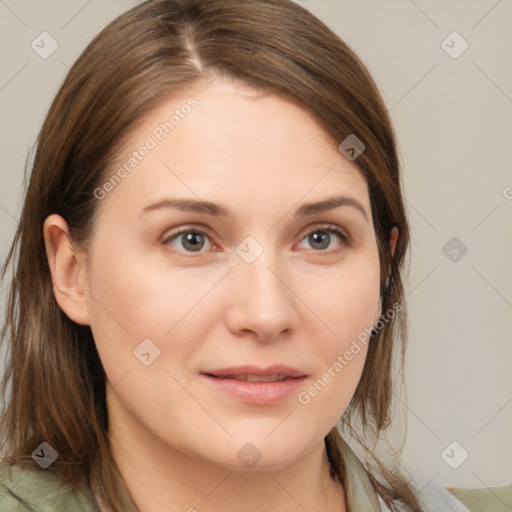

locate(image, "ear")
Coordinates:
389 226 399 258
380 226 399 306
43 214 91 325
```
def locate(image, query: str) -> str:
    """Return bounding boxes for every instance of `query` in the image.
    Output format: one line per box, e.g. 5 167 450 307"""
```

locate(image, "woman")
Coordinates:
0 0 487 510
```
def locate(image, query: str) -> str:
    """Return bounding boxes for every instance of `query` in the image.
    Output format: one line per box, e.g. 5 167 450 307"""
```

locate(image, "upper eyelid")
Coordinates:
164 223 347 238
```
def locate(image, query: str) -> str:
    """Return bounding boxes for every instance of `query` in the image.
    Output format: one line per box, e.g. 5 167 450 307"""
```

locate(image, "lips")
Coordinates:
201 365 308 405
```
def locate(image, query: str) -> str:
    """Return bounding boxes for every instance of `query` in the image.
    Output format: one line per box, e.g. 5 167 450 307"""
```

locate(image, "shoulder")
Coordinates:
377 481 472 512
0 461 100 511
378 476 488 512
447 485 512 512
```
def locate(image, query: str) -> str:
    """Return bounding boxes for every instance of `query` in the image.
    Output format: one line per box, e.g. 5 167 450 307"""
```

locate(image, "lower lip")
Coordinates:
201 374 307 405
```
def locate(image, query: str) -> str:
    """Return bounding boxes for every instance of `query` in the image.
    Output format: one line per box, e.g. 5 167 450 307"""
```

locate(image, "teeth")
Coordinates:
222 373 288 382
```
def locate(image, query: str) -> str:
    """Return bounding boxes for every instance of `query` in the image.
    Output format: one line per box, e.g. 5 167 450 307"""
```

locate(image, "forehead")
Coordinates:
100 76 371 219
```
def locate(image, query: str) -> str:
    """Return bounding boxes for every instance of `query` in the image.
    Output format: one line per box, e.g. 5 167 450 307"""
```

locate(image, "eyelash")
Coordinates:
162 224 349 255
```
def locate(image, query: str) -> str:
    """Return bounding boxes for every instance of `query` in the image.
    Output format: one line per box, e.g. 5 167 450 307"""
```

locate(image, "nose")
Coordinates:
223 246 299 343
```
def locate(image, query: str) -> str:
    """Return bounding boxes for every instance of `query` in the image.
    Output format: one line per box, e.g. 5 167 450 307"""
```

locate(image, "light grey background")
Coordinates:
1 0 511 492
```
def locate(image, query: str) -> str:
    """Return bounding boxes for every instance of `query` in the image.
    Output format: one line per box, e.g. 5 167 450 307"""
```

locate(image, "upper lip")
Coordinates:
202 365 308 378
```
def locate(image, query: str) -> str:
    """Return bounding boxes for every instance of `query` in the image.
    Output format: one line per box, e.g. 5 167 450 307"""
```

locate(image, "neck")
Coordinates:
105 400 346 512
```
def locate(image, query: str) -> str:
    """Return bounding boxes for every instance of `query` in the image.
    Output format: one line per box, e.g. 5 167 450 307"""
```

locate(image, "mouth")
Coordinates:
200 365 308 405
205 373 295 382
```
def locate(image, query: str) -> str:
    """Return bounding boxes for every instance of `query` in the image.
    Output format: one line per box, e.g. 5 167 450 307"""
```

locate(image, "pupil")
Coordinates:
310 231 329 250
184 233 204 251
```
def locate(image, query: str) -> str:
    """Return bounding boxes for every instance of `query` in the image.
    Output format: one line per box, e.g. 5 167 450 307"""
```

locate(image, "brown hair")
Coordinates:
0 0 419 510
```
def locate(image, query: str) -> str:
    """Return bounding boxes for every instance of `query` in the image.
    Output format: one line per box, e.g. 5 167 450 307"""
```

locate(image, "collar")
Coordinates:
329 429 383 511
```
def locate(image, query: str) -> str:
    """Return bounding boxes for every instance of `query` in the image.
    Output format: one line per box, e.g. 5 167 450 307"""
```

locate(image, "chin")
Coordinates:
195 435 314 473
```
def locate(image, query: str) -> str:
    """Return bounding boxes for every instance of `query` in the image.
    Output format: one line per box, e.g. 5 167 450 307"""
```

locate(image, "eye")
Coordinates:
163 224 348 255
296 225 348 252
163 228 216 253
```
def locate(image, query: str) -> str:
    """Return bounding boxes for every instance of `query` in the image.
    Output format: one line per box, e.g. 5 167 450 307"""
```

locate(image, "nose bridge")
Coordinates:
238 238 288 305
228 235 297 339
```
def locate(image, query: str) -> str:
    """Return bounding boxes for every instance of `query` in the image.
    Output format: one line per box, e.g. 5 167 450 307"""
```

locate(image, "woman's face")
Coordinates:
80 77 382 471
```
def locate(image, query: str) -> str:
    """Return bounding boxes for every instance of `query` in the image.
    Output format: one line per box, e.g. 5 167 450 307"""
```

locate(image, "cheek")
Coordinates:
313 250 381 350
84 251 188 382
296 251 381 417
85 247 227 383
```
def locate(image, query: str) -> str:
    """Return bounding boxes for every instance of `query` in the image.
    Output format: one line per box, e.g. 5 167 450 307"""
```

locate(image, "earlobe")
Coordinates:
43 214 91 325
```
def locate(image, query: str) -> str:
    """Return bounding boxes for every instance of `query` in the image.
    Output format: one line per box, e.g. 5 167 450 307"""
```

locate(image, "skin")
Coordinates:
44 76 398 512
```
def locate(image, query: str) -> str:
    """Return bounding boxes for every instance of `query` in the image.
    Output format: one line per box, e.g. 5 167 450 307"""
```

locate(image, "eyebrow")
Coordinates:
139 195 368 221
